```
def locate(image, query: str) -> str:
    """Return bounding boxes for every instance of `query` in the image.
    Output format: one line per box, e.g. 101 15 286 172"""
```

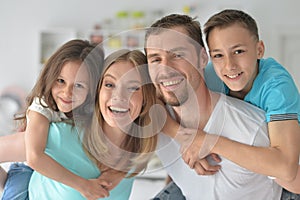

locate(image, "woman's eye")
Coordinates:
57 79 65 84
104 83 113 88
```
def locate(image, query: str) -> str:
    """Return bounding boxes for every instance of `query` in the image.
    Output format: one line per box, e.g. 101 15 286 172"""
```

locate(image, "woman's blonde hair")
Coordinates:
83 49 158 177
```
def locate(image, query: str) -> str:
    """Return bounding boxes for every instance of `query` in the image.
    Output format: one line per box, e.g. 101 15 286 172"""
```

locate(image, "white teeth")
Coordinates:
226 73 240 79
161 79 181 86
109 106 128 113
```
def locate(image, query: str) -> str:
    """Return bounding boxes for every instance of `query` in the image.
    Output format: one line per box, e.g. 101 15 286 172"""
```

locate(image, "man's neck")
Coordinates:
172 82 219 130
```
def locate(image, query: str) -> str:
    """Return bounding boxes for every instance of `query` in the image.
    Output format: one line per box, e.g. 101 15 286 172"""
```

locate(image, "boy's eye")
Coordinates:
234 49 245 55
104 83 113 88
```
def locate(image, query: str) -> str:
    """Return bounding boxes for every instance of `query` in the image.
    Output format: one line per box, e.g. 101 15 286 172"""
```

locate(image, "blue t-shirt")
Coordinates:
28 122 134 200
205 57 300 123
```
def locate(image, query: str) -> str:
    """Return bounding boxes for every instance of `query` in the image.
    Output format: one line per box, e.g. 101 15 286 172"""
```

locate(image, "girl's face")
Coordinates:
51 61 89 113
99 61 143 128
207 23 264 97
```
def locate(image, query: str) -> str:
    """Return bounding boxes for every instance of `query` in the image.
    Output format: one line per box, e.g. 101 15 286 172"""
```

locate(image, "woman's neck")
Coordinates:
102 122 127 147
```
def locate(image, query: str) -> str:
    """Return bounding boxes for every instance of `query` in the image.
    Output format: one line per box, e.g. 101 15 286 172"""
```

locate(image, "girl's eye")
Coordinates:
128 86 140 92
74 83 84 89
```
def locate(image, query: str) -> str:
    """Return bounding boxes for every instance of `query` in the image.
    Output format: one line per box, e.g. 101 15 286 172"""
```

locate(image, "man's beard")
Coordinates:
157 88 188 107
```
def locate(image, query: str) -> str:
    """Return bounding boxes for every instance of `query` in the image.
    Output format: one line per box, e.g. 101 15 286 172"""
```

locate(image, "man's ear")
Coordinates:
199 47 209 69
257 40 265 59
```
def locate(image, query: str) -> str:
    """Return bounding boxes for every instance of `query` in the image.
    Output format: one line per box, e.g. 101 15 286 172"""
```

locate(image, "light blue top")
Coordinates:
28 122 134 200
205 57 300 123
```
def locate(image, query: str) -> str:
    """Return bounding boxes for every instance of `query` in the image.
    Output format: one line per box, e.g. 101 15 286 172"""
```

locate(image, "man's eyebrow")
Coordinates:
147 53 160 59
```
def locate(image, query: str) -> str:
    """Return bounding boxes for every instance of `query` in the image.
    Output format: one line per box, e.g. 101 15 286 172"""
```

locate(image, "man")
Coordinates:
144 14 283 200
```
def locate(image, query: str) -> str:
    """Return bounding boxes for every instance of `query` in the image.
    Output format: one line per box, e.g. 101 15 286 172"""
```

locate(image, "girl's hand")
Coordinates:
79 178 111 200
97 169 125 191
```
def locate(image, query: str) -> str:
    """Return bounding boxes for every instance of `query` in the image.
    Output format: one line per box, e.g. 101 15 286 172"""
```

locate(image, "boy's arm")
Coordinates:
276 165 300 194
159 99 221 174
185 120 300 182
25 111 110 199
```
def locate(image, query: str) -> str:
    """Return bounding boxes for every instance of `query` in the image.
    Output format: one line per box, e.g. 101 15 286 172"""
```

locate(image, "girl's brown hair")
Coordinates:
16 39 104 127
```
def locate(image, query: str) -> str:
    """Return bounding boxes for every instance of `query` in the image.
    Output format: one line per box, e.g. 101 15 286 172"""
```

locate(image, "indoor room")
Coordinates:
0 0 299 199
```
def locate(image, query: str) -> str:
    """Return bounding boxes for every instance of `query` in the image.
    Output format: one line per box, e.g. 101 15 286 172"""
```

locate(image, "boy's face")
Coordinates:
146 27 207 106
207 23 264 96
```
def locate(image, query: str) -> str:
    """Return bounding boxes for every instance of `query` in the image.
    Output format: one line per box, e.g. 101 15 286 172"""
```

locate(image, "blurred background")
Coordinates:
0 0 299 199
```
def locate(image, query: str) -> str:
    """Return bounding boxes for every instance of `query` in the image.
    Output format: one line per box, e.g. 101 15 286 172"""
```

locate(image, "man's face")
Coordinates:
146 27 204 106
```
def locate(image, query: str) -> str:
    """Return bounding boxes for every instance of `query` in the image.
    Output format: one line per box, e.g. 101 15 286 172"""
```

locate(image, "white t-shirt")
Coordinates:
156 94 282 200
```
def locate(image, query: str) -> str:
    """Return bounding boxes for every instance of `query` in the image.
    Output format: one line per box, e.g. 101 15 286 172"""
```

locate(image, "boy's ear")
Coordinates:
257 40 265 58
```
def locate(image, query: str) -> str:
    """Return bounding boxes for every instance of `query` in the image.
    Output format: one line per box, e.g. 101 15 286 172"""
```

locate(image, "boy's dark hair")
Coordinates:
204 9 259 46
145 14 205 51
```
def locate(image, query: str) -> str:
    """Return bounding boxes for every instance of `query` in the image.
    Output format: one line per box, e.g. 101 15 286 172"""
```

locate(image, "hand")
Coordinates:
180 129 206 168
79 178 111 200
98 169 125 191
193 154 221 175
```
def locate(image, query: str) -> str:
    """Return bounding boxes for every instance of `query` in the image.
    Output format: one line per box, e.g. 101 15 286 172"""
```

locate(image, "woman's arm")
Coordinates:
25 111 110 199
0 132 26 162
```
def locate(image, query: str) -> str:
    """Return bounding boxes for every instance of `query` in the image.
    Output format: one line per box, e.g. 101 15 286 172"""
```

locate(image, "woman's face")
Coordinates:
99 61 143 128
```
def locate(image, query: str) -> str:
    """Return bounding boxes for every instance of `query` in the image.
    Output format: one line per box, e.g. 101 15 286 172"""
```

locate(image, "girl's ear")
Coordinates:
257 40 265 59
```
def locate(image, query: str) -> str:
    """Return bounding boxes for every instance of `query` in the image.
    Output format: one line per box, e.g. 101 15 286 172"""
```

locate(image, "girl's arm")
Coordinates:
25 111 110 199
183 120 300 182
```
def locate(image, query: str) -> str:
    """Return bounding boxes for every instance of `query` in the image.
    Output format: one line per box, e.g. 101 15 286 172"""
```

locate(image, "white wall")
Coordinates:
0 0 299 93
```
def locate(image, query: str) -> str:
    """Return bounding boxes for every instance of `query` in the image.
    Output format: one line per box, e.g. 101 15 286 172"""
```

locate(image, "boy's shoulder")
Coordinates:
258 57 293 82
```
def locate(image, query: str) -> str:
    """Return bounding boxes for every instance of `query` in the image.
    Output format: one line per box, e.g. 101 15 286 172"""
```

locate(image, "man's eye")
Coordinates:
174 53 184 58
150 58 160 64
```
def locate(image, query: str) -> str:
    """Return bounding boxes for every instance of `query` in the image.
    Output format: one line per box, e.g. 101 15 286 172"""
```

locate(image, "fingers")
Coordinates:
97 179 112 189
193 160 221 175
211 153 222 163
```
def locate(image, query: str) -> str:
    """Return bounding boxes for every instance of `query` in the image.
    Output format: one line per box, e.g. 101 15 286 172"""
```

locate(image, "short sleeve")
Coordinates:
27 97 54 122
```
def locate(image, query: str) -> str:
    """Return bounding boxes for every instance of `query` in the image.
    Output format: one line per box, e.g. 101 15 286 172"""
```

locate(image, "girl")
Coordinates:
27 49 159 199
1 39 108 199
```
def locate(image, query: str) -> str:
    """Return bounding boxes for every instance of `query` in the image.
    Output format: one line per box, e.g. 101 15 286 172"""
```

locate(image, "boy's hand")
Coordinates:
193 154 221 175
179 129 207 167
